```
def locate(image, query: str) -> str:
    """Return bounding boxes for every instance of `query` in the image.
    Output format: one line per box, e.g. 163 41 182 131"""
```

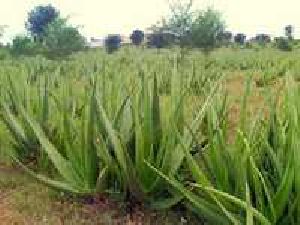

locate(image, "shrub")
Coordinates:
11 36 43 56
147 32 175 48
190 8 225 52
105 35 121 53
218 31 233 47
0 47 10 60
234 33 246 45
245 42 253 49
275 37 292 51
130 30 144 46
44 18 86 58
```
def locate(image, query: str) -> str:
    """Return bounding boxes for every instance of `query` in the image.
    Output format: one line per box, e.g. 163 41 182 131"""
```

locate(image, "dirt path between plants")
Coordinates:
0 166 183 225
0 167 21 224
0 191 27 225
0 166 36 225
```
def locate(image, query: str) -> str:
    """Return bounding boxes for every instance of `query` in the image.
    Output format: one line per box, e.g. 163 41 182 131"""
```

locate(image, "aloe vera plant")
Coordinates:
149 76 300 224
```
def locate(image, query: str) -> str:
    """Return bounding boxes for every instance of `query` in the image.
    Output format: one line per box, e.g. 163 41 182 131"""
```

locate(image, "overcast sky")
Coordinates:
0 0 299 43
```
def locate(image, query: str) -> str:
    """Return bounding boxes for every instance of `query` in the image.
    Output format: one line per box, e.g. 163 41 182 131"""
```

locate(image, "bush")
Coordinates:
0 47 10 60
190 8 225 52
245 42 253 49
275 37 292 51
11 36 43 56
234 33 246 45
147 32 175 48
130 30 144 46
104 35 121 53
44 18 86 58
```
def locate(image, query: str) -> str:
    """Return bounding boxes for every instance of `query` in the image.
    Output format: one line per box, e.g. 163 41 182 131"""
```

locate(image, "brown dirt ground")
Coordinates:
0 187 28 225
0 166 189 225
224 73 284 142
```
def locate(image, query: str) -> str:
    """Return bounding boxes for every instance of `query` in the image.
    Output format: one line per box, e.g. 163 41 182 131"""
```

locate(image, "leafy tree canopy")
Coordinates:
26 5 59 38
44 18 86 57
165 0 194 46
154 1 225 52
190 8 225 52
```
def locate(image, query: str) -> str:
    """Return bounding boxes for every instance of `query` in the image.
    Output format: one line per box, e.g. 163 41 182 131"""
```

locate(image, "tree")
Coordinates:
165 0 194 47
26 5 59 39
130 30 145 46
164 2 226 51
166 2 225 52
105 35 122 53
44 18 86 57
285 25 294 40
190 8 225 52
234 33 246 45
150 2 226 55
23 5 85 58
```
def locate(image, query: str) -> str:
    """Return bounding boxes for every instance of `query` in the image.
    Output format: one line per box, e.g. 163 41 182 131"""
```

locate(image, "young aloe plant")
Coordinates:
1 82 106 193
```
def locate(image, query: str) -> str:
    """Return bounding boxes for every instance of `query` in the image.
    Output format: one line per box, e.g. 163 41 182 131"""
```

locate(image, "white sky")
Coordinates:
0 0 299 43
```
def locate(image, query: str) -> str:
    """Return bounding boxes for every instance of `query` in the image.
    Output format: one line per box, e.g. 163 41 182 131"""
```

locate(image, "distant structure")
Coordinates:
146 31 177 48
234 33 246 45
248 37 256 43
255 34 271 43
89 35 132 48
218 31 233 46
285 25 294 40
89 37 104 48
130 30 145 46
120 35 131 45
105 34 122 53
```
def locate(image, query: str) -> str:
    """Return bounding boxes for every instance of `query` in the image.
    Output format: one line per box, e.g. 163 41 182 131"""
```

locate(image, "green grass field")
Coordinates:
0 47 300 224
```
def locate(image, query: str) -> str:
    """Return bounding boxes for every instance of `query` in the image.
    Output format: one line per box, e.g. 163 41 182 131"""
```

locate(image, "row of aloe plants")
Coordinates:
1 54 300 224
0 55 217 207
149 76 300 225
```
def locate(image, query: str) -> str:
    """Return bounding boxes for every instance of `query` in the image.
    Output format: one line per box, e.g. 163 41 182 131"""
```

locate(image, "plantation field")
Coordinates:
0 47 300 224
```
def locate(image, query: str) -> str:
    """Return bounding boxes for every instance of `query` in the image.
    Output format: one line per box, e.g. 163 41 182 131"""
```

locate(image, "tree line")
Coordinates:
102 0 296 53
0 1 297 58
